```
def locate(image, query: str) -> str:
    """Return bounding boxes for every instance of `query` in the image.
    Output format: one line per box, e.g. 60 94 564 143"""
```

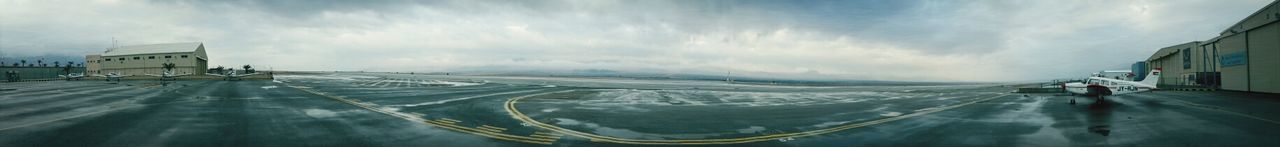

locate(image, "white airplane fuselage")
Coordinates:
1064 78 1154 96
148 71 189 81
211 70 258 81
1062 69 1161 99
94 72 133 82
60 73 86 80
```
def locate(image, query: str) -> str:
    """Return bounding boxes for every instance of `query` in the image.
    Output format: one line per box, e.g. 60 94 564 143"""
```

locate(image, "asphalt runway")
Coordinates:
2 72 1279 146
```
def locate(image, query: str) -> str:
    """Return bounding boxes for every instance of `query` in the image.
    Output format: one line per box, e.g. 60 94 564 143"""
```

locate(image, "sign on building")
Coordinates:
1221 51 1247 67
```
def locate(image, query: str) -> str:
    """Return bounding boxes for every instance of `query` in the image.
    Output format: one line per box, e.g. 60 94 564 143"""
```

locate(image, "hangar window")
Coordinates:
165 55 172 58
119 58 126 61
105 59 112 61
181 55 189 58
148 56 155 59
1182 48 1191 69
133 57 140 60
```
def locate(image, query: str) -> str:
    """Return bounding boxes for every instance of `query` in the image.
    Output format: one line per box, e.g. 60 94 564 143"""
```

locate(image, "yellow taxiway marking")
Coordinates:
534 131 565 136
480 125 508 131
285 84 559 145
506 90 1009 145
439 118 462 123
476 126 505 133
530 134 563 139
423 120 555 144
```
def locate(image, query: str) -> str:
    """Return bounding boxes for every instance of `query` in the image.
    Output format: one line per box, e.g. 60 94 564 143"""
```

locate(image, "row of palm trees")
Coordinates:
208 65 255 74
0 60 83 67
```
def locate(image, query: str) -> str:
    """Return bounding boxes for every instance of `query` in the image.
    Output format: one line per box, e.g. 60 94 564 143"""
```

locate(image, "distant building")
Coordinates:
1131 61 1146 81
1203 0 1280 93
85 54 101 75
1147 42 1212 86
1146 0 1279 93
96 42 209 76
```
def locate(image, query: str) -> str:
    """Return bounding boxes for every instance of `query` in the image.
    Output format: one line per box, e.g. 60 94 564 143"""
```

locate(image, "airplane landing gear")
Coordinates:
1070 98 1076 105
1095 95 1105 104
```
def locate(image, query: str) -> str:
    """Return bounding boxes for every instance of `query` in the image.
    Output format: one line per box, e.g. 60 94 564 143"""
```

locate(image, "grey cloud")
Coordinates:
2 0 1272 81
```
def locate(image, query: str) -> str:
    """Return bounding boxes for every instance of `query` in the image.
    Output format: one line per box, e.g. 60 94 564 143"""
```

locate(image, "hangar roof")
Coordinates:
103 42 202 56
1147 41 1199 61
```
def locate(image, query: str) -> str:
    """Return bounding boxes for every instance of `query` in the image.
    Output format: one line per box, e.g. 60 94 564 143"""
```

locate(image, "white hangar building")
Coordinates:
89 42 209 76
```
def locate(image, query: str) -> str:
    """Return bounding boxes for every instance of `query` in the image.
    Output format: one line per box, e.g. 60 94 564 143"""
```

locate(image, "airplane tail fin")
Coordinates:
1138 68 1161 87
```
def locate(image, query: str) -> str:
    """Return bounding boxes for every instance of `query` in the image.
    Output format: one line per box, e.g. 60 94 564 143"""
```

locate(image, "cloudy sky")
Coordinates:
0 0 1271 81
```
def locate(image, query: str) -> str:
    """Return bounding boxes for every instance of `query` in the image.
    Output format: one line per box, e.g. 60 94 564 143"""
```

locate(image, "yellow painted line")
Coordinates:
475 127 503 133
284 83 558 145
506 90 1008 145
478 125 506 131
534 132 565 136
530 134 563 139
423 121 555 144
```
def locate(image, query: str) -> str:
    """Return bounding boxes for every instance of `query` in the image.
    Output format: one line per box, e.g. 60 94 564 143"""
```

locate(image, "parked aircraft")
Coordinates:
1063 68 1161 104
94 72 132 82
58 73 86 81
145 70 191 81
208 69 259 81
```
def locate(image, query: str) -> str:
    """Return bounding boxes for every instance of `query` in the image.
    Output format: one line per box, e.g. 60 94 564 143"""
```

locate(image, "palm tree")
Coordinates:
62 64 72 75
54 61 61 67
162 63 176 72
243 65 253 73
20 60 26 66
212 66 225 74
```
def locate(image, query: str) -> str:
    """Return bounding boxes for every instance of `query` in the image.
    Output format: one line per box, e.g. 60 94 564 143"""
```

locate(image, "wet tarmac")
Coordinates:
2 72 1279 146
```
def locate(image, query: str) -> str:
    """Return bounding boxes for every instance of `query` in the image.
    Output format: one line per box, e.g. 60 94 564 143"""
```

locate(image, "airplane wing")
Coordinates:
1087 77 1128 83
144 74 163 77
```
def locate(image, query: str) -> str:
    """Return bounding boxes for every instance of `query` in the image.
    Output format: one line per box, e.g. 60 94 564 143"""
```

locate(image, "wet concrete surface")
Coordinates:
0 80 521 147
2 73 1279 146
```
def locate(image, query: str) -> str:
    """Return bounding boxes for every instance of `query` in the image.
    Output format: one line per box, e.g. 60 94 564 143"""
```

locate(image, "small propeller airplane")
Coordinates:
144 63 190 81
145 70 191 81
1062 68 1162 104
94 72 133 82
58 73 86 81
209 69 259 81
